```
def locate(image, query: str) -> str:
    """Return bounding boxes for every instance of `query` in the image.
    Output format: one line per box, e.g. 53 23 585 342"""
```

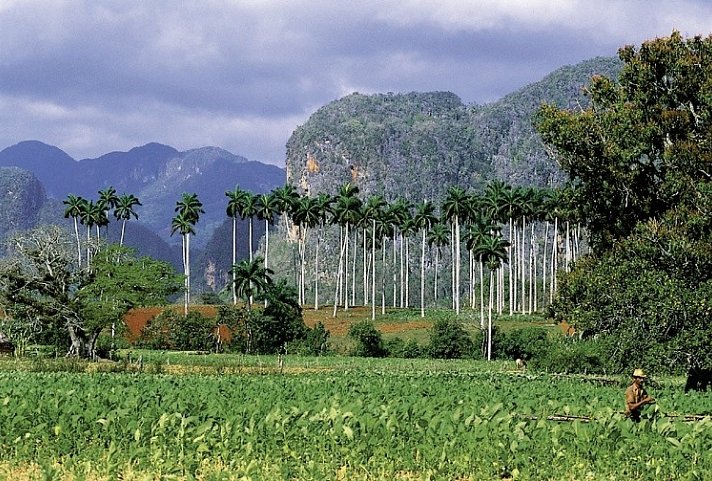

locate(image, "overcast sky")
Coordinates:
1 1 710 166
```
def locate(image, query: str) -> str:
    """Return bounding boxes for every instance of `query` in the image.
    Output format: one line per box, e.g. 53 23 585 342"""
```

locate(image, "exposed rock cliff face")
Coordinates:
285 57 623 202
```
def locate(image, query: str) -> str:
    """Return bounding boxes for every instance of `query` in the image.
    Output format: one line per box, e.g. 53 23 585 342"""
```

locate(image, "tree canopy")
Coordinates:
0 226 182 358
536 32 712 388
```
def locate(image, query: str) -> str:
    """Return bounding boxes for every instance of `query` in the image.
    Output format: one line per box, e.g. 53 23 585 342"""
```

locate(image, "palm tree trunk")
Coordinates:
344 223 350 310
264 219 270 308
565 221 571 272
434 248 440 305
182 234 188 316
520 217 526 314
351 230 357 307
120 220 127 247
450 225 455 310
551 218 559 302
455 216 461 315
372 219 377 320
508 218 514 315
405 240 410 308
232 217 237 305
382 236 387 315
487 269 494 361
300 227 307 306
392 227 397 308
469 251 475 310
248 218 254 306
420 229 426 317
333 228 347 317
73 218 82 267
363 231 368 306
399 232 404 308
86 226 91 267
542 221 549 309
314 229 320 310
479 257 485 329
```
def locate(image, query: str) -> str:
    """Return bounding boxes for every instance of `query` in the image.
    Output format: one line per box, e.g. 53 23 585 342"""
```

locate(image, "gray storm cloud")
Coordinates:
0 0 710 164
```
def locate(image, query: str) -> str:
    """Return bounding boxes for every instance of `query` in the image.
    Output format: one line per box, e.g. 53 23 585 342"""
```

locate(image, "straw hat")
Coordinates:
632 368 647 378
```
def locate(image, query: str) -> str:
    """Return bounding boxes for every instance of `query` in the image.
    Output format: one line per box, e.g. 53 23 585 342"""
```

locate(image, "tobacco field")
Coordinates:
0 356 711 480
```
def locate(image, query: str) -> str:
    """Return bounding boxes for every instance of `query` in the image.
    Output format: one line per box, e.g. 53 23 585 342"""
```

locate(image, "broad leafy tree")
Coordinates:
0 226 180 358
537 32 712 389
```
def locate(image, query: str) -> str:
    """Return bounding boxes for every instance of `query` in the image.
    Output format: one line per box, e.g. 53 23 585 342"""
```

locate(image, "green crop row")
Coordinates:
0 367 710 480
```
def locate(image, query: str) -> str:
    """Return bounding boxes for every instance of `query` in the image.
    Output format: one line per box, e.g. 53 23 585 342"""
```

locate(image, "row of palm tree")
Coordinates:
63 181 582 333
218 181 581 325
63 188 142 268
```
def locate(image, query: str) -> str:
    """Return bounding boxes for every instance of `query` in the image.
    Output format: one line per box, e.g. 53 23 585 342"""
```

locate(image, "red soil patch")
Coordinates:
124 305 219 342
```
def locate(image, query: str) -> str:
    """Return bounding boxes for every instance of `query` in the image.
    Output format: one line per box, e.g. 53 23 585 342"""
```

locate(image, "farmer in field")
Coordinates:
625 368 655 422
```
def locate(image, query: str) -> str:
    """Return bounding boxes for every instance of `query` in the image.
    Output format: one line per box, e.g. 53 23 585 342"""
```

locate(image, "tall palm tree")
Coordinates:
97 186 119 238
63 194 85 267
312 192 334 310
476 234 509 361
442 186 469 315
113 194 142 247
230 257 273 310
172 193 204 315
239 193 258 263
362 195 387 320
254 192 280 274
388 199 413 308
374 205 393 315
331 183 361 313
516 187 536 314
486 181 519 315
426 221 449 306
79 199 105 267
225 186 250 305
272 184 300 239
171 212 194 315
465 212 498 328
412 200 437 317
292 196 322 306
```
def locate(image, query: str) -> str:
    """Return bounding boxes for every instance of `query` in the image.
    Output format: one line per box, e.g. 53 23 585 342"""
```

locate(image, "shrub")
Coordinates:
293 321 330 356
496 327 550 361
215 282 309 355
137 310 216 351
256 281 307 354
386 337 424 358
529 336 608 374
348 320 387 358
427 318 473 359
95 332 130 360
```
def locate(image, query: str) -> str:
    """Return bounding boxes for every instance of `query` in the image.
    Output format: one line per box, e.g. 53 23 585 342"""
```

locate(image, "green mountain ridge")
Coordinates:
286 56 623 201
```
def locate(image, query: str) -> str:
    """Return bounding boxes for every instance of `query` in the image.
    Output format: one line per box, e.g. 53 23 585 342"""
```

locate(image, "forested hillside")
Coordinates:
286 57 622 201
